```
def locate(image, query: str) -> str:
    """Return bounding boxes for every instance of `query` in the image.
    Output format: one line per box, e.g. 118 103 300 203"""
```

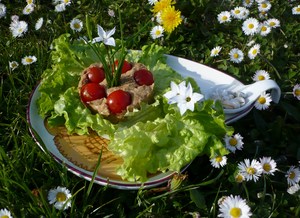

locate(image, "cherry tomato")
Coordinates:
134 69 154 86
107 90 132 114
80 83 106 102
114 60 132 74
87 66 105 83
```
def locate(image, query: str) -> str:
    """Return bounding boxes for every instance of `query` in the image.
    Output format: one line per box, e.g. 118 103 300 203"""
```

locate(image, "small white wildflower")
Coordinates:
108 9 115 17
292 5 300 15
254 92 272 110
21 55 37 65
242 17 259 35
231 6 249 20
238 159 263 182
259 157 277 175
265 18 280 28
164 81 187 104
23 3 35 15
70 18 83 32
148 0 158 5
235 173 245 183
224 133 244 153
259 23 271 36
210 46 222 57
218 195 252 218
248 44 260 59
48 186 72 210
217 11 231 24
252 70 270 81
293 84 300 100
9 20 28 38
243 0 254 8
258 1 272 12
9 61 19 71
229 48 244 63
210 155 227 168
287 184 300 195
35 17 44 30
0 3 6 18
286 166 300 186
92 25 116 46
0 208 13 218
150 25 164 39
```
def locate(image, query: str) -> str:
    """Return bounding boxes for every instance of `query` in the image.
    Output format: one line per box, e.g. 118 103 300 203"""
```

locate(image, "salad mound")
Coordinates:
37 34 233 182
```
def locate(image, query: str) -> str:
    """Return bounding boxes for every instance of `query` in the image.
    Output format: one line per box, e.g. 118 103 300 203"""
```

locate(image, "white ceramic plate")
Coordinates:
27 55 253 190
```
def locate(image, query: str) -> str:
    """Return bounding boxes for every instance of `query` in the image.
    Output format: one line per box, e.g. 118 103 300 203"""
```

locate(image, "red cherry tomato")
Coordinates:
107 90 132 114
114 60 132 74
80 83 106 102
87 66 105 83
134 69 154 86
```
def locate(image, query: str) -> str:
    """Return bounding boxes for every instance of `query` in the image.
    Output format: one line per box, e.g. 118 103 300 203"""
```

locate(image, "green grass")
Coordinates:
1 0 300 217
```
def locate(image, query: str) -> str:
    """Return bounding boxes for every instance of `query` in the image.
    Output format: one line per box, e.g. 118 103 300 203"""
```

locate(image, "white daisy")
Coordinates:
11 15 19 22
171 82 204 115
246 40 255 47
92 25 116 46
235 173 245 183
229 48 244 63
293 84 300 100
21 55 37 65
9 61 19 71
258 1 272 12
35 17 44 30
55 3 66 12
0 3 6 18
292 5 300 15
0 208 12 218
48 186 72 210
224 133 244 153
210 46 222 57
259 23 271 36
252 70 270 81
286 166 300 186
26 0 35 4
248 43 260 59
238 159 263 182
242 17 259 35
217 11 231 24
259 157 277 175
254 92 272 110
265 18 280 28
210 155 227 168
150 25 164 39
231 7 249 20
243 0 254 8
287 183 300 195
218 195 252 218
9 20 28 38
70 18 83 32
23 3 35 15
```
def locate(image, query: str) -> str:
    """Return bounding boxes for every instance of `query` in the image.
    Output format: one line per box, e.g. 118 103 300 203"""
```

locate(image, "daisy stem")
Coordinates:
261 174 267 203
242 182 250 202
259 54 281 80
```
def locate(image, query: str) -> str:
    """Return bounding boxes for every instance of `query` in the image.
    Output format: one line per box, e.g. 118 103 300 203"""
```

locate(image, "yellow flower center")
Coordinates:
64 0 70 3
233 53 239 59
222 16 228 21
245 0 250 3
234 10 240 14
229 138 238 146
230 207 242 217
296 8 300 12
74 23 81 29
246 167 256 175
263 163 271 172
294 89 300 96
248 23 254 29
258 75 265 80
56 192 67 202
269 21 275 26
235 174 244 183
262 3 267 8
26 58 33 63
215 156 223 163
252 49 258 55
258 97 266 104
1 216 10 218
261 26 267 32
155 30 161 36
289 171 296 179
